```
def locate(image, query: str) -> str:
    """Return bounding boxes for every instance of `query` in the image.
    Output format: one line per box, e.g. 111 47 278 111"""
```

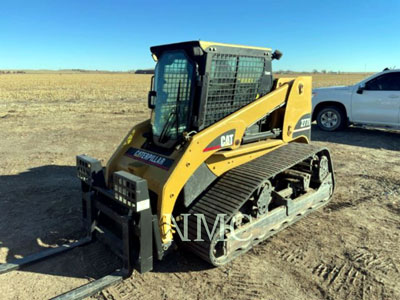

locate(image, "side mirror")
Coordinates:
356 84 365 94
148 91 156 109
148 75 156 109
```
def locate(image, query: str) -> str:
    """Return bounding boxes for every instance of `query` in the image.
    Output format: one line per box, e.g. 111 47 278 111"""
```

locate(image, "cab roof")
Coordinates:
150 40 272 61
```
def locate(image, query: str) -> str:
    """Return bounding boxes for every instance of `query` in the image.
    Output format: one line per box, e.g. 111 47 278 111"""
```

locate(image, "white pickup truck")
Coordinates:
312 69 400 131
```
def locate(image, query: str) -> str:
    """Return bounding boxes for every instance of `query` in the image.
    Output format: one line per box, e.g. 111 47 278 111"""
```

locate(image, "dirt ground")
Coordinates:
0 73 399 300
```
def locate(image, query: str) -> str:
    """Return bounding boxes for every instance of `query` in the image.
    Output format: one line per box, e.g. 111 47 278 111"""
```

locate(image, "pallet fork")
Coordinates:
0 155 163 299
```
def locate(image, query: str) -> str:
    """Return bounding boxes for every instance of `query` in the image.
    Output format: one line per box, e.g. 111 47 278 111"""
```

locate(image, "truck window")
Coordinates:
365 72 400 91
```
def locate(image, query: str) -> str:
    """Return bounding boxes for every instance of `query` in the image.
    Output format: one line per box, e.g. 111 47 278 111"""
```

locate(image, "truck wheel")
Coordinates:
316 106 346 131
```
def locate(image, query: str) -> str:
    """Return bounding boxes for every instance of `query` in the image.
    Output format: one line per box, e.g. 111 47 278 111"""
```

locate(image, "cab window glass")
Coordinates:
152 50 195 142
365 73 400 91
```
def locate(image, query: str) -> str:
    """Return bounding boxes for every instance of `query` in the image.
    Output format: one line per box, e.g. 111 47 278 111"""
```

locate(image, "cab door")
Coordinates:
351 72 400 126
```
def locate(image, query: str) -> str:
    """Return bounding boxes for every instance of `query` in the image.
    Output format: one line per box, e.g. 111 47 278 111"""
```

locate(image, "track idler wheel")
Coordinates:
254 180 272 216
312 155 329 184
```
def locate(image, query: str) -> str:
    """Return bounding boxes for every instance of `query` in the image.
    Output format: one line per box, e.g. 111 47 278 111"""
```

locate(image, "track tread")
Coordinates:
185 142 331 264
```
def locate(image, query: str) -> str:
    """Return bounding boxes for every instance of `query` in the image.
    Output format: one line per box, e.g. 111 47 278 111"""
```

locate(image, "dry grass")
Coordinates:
0 74 151 118
0 74 150 102
276 73 373 88
0 73 371 117
0 73 372 103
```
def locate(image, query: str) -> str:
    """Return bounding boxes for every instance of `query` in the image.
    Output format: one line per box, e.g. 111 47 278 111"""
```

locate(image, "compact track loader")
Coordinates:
0 41 335 299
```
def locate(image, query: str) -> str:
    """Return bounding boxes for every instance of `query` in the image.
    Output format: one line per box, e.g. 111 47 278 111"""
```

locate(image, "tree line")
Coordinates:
0 70 26 74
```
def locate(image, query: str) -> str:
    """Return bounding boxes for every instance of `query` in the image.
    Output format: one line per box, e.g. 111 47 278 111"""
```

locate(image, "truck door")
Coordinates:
351 72 400 126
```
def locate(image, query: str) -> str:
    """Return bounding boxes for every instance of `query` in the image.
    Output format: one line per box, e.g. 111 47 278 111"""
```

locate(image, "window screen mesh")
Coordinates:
204 54 265 127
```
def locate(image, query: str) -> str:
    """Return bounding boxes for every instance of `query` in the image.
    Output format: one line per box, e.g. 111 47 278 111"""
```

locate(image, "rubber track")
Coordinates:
185 142 328 262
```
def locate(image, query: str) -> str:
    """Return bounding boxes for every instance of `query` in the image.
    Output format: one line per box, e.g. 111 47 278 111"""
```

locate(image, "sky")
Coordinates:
0 0 399 72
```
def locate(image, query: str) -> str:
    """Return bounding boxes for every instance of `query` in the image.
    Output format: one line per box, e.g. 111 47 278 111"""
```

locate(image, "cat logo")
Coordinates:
203 129 236 152
221 134 234 147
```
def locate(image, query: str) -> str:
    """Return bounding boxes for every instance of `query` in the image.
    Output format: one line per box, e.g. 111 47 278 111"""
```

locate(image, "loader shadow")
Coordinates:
0 165 121 280
311 124 400 151
0 165 210 281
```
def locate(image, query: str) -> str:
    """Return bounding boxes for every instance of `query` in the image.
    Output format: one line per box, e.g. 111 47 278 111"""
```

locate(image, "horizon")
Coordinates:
0 68 378 74
1 0 399 72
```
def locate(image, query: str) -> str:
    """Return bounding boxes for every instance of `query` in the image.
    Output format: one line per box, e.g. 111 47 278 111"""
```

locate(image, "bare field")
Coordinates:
0 73 399 300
